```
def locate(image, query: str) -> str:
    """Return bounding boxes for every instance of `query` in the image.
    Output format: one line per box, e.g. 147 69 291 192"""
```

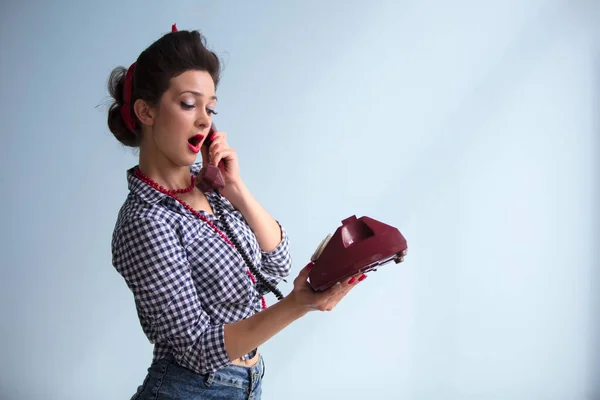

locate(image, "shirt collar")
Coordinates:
126 162 203 205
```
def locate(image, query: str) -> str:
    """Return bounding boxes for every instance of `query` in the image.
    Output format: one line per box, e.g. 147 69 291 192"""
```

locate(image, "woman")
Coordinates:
107 25 397 399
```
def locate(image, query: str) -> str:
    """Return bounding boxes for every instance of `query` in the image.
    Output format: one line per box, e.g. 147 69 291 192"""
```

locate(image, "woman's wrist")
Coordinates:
220 180 249 210
282 291 312 316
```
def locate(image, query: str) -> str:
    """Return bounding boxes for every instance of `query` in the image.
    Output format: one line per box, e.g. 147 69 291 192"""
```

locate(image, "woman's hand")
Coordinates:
288 263 365 312
200 129 242 187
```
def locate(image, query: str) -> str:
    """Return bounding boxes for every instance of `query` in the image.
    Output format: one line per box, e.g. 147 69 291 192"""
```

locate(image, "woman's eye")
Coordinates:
180 102 217 115
180 101 195 109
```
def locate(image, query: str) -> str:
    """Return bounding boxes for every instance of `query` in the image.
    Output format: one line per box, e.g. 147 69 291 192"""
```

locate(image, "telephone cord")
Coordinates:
213 191 285 301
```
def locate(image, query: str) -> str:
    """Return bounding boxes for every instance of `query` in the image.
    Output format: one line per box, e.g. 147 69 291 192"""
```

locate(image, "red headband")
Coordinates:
121 24 179 132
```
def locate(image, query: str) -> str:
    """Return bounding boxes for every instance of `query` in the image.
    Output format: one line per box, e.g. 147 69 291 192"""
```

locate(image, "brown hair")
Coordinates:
107 29 221 147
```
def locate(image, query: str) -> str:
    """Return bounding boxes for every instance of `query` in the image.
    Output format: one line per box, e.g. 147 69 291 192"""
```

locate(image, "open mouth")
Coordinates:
187 134 204 153
188 134 203 147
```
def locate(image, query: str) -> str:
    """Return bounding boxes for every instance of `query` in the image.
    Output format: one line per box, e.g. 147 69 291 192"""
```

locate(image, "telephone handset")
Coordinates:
195 123 226 193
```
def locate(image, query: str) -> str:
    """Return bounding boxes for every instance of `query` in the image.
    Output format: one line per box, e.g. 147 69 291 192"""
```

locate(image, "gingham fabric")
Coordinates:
111 162 292 375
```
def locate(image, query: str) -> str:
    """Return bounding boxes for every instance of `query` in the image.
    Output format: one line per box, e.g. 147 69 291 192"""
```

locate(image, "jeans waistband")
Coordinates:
205 355 265 389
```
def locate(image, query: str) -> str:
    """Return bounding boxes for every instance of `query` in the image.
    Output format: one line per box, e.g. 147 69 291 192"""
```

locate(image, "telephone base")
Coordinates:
307 215 407 292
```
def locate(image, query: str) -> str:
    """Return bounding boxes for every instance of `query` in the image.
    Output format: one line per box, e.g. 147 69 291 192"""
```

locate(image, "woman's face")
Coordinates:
139 70 218 168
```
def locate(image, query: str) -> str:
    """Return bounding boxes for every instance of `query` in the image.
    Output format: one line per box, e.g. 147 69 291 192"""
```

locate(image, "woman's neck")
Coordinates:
138 152 192 191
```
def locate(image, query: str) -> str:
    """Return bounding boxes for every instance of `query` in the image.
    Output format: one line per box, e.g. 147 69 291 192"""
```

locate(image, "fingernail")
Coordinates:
305 262 313 270
358 274 367 282
210 133 216 141
348 277 356 284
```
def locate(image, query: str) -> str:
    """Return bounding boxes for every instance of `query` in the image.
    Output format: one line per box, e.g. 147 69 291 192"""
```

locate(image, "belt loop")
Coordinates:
204 370 216 387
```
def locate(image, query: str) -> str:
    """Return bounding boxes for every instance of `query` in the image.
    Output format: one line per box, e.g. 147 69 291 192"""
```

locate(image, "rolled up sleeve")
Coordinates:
112 216 231 373
255 221 292 297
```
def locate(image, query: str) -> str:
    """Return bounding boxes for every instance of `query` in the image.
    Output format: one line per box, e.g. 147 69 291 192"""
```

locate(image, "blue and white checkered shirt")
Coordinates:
111 163 292 375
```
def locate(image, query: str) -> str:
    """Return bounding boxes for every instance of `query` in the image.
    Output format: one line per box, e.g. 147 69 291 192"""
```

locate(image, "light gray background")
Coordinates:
1 1 598 399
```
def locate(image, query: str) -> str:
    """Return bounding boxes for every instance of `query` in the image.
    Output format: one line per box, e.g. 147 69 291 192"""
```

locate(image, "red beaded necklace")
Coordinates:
138 173 195 195
134 167 267 310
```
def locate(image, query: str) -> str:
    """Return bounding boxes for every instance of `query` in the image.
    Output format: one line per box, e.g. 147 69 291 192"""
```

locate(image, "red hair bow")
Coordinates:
121 23 179 133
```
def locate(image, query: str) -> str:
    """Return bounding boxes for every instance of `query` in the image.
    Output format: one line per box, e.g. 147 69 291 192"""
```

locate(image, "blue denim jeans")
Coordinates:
131 355 265 400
